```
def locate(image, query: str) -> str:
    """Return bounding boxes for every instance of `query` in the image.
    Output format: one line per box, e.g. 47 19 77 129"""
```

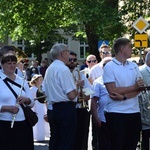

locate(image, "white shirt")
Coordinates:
91 76 109 122
0 71 34 121
72 69 92 108
139 64 150 130
103 58 140 113
44 60 77 104
89 62 103 82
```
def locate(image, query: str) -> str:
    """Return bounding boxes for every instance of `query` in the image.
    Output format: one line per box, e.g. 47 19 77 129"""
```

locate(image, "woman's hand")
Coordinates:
1 106 19 114
17 96 31 104
9 106 19 114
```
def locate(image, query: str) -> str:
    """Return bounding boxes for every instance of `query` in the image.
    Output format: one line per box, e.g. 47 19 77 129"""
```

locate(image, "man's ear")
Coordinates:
60 51 64 57
85 61 88 66
120 46 124 52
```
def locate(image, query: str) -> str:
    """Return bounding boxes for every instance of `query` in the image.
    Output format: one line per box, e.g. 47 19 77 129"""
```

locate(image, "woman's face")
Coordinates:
2 60 17 75
35 77 43 87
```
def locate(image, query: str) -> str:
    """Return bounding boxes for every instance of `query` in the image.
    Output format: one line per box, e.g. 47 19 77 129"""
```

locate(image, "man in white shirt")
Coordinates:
89 44 112 84
83 54 97 83
88 44 111 150
66 51 92 150
91 57 112 150
139 51 150 150
103 37 144 150
44 44 79 150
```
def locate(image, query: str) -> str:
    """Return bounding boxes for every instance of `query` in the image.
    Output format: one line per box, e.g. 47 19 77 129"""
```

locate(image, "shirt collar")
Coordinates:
146 65 150 73
112 58 129 66
54 59 65 65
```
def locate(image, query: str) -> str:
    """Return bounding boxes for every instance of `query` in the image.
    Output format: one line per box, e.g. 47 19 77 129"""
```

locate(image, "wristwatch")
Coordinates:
123 95 127 100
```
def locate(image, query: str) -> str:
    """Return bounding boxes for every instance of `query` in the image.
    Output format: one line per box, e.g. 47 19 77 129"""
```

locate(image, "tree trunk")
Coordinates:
85 23 101 62
35 43 42 65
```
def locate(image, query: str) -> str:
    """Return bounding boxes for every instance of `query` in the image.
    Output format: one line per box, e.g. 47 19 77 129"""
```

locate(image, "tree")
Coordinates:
0 0 63 62
0 0 149 62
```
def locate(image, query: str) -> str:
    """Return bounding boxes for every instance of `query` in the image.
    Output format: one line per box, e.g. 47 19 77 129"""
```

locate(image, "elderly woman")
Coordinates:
0 53 34 150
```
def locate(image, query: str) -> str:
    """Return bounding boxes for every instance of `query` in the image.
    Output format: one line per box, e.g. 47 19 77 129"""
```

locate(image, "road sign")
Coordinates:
134 34 148 48
132 16 149 33
98 40 109 51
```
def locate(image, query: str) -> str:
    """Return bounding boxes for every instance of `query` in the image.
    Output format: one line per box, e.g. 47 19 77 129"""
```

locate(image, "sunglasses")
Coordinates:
87 60 97 63
101 51 111 55
69 58 77 62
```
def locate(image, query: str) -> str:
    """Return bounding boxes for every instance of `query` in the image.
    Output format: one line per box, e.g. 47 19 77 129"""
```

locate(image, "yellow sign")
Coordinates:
132 16 149 33
134 34 148 48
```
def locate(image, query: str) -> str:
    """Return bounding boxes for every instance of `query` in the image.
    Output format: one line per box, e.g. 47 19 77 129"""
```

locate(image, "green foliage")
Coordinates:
0 0 149 61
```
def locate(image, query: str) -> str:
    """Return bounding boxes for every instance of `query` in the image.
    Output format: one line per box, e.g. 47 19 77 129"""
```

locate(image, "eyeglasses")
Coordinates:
87 60 97 63
101 51 111 55
69 58 77 62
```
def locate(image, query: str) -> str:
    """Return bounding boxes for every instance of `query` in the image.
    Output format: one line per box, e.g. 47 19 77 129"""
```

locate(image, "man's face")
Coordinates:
86 56 97 69
66 54 77 70
122 43 132 59
100 47 111 59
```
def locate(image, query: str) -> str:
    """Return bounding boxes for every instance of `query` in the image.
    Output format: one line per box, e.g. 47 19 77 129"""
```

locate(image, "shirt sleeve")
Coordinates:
103 63 115 84
59 68 76 94
91 81 101 98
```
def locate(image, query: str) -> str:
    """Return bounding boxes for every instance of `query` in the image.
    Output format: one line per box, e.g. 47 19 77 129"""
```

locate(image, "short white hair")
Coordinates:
50 43 68 60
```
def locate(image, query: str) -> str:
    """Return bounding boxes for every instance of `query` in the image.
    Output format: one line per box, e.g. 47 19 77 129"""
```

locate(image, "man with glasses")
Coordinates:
89 44 112 84
66 51 92 150
81 54 97 83
86 55 97 69
88 44 111 150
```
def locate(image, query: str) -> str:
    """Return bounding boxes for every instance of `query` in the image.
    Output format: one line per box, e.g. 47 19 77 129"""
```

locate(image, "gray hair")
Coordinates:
145 51 150 64
50 43 68 60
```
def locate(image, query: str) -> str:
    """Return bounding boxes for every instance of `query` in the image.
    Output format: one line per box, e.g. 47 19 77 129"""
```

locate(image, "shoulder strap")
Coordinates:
4 77 24 89
3 78 26 110
3 78 18 98
15 68 18 74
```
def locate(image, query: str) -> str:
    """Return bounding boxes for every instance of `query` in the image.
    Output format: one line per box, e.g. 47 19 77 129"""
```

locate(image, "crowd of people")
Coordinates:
0 39 150 150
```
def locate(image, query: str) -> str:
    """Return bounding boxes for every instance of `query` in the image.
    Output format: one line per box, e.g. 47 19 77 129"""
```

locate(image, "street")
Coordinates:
34 120 93 150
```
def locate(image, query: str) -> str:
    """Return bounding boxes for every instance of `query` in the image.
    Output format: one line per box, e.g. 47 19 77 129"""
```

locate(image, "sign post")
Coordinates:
132 16 149 64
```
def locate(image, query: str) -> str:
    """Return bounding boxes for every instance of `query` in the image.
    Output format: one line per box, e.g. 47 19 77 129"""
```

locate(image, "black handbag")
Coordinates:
20 104 38 127
3 78 38 127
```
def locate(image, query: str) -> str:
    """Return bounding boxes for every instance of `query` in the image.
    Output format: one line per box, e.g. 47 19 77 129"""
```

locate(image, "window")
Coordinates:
17 40 29 51
58 38 68 45
17 40 23 45
79 41 89 59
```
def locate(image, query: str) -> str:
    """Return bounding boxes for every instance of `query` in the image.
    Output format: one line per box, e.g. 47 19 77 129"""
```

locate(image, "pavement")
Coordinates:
34 140 49 150
34 120 93 150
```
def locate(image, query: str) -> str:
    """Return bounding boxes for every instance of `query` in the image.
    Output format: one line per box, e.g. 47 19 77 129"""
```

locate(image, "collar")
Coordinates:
146 65 150 73
112 58 129 66
54 59 65 65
